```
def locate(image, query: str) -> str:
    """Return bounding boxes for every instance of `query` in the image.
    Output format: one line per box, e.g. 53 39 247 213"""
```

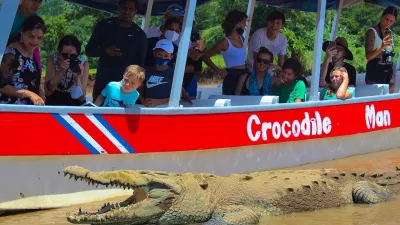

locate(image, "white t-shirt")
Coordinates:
247 27 287 71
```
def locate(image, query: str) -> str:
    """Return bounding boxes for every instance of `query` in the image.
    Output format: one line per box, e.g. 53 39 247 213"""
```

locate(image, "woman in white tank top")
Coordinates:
202 10 248 95
364 6 397 92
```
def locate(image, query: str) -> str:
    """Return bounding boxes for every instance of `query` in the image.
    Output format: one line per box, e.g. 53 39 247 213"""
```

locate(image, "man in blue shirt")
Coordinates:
86 0 148 101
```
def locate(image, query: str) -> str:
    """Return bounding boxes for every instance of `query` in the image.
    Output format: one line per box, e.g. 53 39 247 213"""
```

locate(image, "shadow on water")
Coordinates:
0 208 53 217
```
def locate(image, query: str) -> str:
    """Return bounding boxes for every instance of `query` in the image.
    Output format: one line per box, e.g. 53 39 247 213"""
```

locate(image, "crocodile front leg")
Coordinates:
352 181 393 204
203 205 260 225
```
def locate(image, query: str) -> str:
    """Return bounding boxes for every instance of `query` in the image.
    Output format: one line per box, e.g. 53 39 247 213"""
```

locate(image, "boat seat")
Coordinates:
305 92 320 101
190 99 231 107
208 95 279 105
354 84 389 97
197 86 222 99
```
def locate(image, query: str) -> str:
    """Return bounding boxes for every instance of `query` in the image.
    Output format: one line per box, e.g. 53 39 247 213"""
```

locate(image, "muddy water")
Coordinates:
1 148 400 225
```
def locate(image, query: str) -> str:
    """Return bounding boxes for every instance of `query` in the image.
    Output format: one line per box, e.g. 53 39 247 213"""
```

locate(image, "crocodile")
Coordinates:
64 165 400 225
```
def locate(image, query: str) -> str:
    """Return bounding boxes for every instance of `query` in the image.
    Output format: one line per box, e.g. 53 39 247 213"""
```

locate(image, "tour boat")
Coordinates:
0 0 400 211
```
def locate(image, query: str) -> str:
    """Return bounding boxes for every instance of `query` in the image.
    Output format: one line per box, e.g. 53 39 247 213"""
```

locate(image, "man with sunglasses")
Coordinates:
86 0 148 101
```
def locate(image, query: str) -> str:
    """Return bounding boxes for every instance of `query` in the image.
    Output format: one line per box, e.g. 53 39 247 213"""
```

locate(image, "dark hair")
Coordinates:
221 9 248 36
164 17 182 30
8 15 46 44
21 15 47 34
57 35 82 55
258 47 273 59
267 10 286 24
282 58 302 76
382 6 398 19
119 0 137 7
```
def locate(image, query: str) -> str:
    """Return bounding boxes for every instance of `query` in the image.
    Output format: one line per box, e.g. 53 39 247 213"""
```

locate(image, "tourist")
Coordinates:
146 4 185 44
364 6 397 93
146 4 205 99
85 0 148 101
9 0 44 76
202 9 248 95
94 65 145 107
247 10 287 72
144 17 181 67
320 67 354 100
138 39 191 107
44 35 89 106
320 37 356 87
235 47 283 95
272 58 306 103
0 15 46 105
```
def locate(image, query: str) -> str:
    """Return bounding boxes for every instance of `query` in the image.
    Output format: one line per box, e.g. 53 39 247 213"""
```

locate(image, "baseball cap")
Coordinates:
153 39 174 54
166 4 185 17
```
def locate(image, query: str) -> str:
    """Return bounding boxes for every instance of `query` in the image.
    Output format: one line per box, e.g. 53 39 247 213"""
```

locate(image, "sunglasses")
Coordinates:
61 53 78 59
257 58 272 65
171 7 185 15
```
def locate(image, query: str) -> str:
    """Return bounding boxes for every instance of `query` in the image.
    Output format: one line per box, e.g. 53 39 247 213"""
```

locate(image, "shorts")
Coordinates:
223 68 248 95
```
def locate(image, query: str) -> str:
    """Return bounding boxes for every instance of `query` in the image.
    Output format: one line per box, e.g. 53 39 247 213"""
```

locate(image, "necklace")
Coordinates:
20 42 33 59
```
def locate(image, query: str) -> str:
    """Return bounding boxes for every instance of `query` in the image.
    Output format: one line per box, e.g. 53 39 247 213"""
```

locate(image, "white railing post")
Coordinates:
0 0 20 63
310 0 327 101
244 0 256 48
141 0 154 32
168 0 197 107
329 0 343 40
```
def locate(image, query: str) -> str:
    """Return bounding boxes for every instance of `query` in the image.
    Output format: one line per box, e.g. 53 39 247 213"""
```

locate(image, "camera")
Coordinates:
69 56 81 73
382 49 394 65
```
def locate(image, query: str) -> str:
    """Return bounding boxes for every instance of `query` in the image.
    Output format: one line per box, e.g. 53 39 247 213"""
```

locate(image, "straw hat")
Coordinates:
322 37 353 60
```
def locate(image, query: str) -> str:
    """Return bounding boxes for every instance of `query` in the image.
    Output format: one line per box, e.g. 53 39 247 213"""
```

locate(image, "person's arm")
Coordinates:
365 29 392 61
278 55 285 68
201 38 228 78
44 56 66 95
0 85 44 105
277 37 287 67
74 62 89 102
336 72 351 100
94 94 105 106
235 74 247 95
85 20 104 57
319 45 336 87
94 83 108 106
294 81 307 103
188 36 206 61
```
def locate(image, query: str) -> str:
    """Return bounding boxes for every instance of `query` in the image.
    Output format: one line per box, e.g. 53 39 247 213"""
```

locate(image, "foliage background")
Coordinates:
2 0 400 80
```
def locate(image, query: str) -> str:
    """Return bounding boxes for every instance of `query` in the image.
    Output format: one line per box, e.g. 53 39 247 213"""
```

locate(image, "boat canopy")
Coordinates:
63 0 400 15
257 0 400 12
64 0 212 15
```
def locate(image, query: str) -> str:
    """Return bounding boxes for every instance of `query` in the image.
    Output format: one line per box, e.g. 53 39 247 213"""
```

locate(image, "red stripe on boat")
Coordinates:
68 114 122 154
